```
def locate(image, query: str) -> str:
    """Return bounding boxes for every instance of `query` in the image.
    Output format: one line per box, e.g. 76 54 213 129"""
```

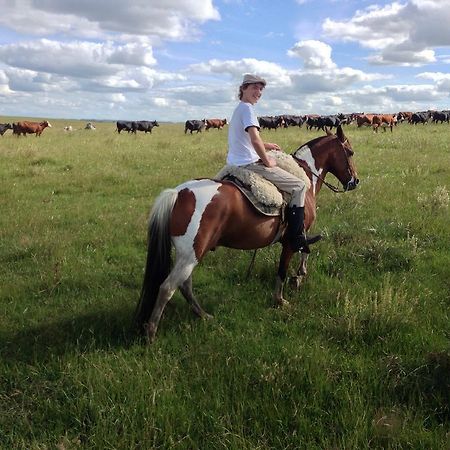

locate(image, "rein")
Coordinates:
296 161 345 193
292 137 352 194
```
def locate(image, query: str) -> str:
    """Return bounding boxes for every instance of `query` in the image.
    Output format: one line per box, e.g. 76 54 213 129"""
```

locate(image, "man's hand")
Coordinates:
265 142 281 151
264 155 277 167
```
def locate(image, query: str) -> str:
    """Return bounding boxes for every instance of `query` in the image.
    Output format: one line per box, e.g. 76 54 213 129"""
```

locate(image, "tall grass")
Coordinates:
1 118 449 449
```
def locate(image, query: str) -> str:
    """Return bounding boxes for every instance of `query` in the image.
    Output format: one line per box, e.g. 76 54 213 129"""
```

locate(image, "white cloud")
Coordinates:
341 83 442 113
0 40 121 78
0 39 184 95
323 2 407 50
288 67 388 95
384 84 440 102
416 71 450 93
189 58 292 86
4 67 77 93
323 1 450 66
152 98 169 107
367 49 436 66
0 39 159 78
169 85 232 107
329 96 343 106
288 40 336 69
0 69 12 95
111 93 126 103
107 42 156 66
0 0 220 42
416 71 450 82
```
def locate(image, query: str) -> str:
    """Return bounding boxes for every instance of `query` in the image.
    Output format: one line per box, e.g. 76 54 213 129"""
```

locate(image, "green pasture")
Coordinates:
1 118 449 449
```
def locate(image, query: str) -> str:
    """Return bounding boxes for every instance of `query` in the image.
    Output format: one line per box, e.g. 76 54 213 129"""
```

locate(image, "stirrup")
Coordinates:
290 233 322 253
305 234 322 246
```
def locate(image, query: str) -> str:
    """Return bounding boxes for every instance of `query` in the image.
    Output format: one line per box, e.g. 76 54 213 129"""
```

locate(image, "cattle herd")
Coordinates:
182 110 450 135
1 110 449 138
255 110 450 133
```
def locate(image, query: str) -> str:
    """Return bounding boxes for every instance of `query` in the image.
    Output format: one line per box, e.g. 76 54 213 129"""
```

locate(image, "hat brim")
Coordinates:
242 80 266 86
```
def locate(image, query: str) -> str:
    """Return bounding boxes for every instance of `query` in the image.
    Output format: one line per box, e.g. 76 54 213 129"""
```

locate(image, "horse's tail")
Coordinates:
133 188 178 333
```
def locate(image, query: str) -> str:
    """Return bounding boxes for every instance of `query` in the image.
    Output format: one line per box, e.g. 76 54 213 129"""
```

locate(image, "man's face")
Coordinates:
242 83 265 105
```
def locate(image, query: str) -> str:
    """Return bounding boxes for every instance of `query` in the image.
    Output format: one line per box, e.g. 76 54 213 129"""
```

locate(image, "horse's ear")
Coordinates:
325 127 332 136
336 124 345 142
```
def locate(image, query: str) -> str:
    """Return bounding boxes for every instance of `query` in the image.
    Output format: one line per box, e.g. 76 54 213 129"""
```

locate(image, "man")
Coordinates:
227 74 321 253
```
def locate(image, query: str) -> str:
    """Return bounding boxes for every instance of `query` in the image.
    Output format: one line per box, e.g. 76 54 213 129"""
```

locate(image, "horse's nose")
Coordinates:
346 178 359 191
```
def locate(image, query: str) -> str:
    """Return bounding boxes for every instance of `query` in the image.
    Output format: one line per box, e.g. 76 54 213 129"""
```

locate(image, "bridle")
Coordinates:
292 136 357 193
299 162 345 193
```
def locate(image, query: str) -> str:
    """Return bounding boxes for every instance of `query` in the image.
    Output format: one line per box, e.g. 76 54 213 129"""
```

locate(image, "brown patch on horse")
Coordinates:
171 188 195 236
192 184 281 259
305 195 317 231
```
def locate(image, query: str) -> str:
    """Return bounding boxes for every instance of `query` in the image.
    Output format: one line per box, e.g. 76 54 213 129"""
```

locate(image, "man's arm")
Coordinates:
247 126 276 167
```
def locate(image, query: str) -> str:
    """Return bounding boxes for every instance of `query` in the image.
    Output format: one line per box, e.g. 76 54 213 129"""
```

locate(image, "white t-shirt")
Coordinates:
227 101 260 166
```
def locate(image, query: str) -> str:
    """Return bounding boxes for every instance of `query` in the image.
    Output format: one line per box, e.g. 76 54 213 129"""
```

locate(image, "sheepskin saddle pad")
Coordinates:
214 151 310 216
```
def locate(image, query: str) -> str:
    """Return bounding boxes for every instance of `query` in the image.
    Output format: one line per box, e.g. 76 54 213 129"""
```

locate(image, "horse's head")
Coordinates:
331 125 359 191
293 125 359 193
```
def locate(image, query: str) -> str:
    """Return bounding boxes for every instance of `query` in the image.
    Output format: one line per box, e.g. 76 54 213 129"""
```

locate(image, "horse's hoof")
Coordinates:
274 298 290 308
290 276 304 290
192 308 214 320
144 323 157 344
202 312 214 320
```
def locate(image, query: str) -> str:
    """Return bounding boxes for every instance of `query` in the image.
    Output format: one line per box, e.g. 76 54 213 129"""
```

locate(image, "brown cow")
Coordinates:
372 114 397 133
205 118 227 130
13 120 52 137
356 114 375 127
397 111 413 123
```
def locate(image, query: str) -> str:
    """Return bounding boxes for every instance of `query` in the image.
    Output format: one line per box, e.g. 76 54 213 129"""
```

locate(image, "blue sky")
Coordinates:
0 0 449 122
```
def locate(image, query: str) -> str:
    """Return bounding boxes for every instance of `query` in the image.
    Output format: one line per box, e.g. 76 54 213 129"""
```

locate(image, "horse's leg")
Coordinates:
145 257 197 343
291 252 309 290
179 275 213 320
273 244 294 307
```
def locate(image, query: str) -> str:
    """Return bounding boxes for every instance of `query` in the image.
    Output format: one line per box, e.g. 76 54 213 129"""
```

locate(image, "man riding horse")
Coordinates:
227 74 322 253
135 76 359 342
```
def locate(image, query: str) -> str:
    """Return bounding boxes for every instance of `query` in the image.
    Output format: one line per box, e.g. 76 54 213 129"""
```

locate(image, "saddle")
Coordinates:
214 151 310 217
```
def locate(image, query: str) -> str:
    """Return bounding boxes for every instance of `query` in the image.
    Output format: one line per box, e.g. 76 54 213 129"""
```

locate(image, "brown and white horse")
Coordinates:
135 125 359 342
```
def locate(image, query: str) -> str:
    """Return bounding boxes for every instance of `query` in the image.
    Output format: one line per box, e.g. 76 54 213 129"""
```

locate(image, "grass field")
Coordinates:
1 118 449 449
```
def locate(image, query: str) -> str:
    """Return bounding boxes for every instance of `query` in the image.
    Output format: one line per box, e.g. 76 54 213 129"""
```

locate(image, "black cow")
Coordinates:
431 111 449 124
337 113 354 125
258 116 284 130
0 123 12 135
185 119 206 134
116 121 134 133
305 115 320 130
410 112 431 125
133 120 159 133
317 115 341 131
282 115 304 127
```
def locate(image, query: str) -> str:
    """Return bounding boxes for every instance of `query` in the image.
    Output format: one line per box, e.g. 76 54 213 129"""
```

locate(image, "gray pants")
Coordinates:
244 161 306 207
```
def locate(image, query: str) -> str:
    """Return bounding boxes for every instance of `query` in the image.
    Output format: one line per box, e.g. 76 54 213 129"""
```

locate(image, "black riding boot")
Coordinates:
286 206 322 253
